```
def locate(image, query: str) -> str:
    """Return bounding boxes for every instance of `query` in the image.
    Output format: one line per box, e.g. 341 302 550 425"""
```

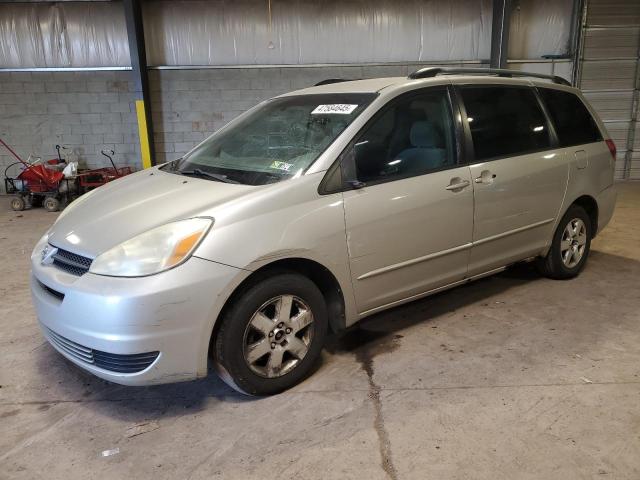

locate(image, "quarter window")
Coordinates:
538 88 602 147
460 86 551 161
348 90 456 184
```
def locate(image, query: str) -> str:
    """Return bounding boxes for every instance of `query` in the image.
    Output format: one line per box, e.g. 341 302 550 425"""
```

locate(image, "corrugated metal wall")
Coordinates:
579 0 640 179
1 0 572 69
0 2 130 68
142 0 495 65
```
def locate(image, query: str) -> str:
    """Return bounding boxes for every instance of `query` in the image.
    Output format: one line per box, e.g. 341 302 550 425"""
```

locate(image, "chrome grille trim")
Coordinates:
43 326 159 373
50 246 93 276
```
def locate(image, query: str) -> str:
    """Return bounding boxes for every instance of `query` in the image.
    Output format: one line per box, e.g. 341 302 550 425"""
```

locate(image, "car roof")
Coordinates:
280 77 407 95
280 73 579 97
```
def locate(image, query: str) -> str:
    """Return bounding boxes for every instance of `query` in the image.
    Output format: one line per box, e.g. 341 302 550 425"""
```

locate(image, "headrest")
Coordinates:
410 121 438 148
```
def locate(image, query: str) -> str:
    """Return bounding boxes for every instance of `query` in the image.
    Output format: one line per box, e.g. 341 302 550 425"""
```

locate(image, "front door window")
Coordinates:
348 89 457 186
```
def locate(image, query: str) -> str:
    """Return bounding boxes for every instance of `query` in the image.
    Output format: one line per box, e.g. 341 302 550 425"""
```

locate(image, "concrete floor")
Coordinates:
1 183 639 480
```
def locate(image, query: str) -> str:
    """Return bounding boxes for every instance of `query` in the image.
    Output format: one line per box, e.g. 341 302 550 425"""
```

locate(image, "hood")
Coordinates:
48 168 255 257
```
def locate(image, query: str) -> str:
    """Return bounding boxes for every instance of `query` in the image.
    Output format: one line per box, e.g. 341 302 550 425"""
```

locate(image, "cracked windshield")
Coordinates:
163 93 377 185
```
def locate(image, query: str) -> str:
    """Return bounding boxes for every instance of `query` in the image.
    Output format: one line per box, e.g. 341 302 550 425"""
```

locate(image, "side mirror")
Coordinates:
347 180 366 189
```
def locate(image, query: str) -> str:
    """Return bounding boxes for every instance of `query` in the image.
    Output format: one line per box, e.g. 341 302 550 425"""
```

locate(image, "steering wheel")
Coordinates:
288 123 307 141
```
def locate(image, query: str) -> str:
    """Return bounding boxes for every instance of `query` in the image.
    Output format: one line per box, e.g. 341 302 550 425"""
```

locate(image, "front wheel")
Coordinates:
537 204 592 279
213 272 328 395
10 196 25 211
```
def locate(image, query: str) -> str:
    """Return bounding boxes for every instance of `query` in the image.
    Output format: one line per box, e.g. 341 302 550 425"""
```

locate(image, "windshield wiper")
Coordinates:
180 168 239 184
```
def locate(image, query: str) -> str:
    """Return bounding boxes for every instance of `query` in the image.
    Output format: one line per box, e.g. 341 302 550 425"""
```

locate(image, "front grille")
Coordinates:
51 247 93 276
44 326 159 374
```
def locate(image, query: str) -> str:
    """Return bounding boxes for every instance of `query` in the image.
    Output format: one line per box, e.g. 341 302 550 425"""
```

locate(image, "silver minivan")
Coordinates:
31 68 617 395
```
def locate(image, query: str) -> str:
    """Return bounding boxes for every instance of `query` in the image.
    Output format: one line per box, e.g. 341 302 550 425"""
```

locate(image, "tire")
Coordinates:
537 204 592 279
214 272 328 395
43 196 60 212
10 196 25 211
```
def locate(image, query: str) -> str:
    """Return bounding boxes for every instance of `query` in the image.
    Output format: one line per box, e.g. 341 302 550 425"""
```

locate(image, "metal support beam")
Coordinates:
123 0 154 169
490 0 512 69
570 0 587 87
623 28 640 179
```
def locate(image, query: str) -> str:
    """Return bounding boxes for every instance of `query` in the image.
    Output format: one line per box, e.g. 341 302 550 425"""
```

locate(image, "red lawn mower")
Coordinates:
2 139 76 212
3 139 134 212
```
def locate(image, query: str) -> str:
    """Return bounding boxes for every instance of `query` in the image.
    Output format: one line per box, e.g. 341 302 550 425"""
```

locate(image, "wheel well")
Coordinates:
209 258 347 355
572 195 599 236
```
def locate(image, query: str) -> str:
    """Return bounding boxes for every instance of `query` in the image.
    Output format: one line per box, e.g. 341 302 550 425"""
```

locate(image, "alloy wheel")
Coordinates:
560 218 587 268
242 295 315 378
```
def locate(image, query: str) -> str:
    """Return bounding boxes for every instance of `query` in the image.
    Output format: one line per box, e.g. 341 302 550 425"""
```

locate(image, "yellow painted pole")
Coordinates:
135 100 152 169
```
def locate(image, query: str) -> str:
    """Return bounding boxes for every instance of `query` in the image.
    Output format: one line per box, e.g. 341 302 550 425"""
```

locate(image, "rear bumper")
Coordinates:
30 235 244 386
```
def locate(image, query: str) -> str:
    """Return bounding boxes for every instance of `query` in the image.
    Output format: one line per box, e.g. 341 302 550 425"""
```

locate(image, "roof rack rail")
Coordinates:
407 67 571 86
314 78 352 86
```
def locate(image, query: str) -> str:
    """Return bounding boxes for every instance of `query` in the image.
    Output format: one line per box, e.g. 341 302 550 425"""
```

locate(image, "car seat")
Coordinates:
393 121 446 174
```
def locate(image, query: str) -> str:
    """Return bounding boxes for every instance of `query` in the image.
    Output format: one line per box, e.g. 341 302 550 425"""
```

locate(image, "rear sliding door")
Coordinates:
456 85 569 275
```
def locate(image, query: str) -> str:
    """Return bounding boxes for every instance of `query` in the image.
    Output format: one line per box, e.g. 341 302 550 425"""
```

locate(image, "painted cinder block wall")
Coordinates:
0 71 139 189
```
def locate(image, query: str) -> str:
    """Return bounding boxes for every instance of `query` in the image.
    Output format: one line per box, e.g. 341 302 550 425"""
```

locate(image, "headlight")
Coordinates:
89 218 213 277
31 231 50 263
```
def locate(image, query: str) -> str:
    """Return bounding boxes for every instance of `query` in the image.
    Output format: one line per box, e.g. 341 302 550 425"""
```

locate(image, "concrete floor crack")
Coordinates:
358 345 399 480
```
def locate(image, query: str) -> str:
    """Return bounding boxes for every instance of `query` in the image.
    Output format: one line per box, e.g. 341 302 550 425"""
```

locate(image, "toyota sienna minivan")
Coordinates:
31 67 617 395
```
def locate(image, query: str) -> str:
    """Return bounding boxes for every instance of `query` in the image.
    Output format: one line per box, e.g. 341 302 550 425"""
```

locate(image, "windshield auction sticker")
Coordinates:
311 104 358 115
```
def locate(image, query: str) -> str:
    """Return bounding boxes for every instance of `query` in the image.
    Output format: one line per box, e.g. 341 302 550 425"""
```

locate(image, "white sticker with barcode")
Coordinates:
311 104 358 115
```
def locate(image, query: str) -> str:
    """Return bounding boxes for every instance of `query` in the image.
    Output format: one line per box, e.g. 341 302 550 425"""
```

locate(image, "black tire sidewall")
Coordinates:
10 197 25 211
44 197 60 212
215 273 328 395
550 205 592 278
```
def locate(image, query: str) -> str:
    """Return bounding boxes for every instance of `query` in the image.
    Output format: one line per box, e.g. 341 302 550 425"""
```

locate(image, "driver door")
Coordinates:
339 87 474 313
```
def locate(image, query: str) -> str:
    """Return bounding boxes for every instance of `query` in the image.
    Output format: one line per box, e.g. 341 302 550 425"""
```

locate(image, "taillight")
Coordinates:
605 139 617 159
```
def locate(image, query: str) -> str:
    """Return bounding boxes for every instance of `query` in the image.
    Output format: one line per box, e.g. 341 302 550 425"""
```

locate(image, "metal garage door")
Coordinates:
578 0 640 179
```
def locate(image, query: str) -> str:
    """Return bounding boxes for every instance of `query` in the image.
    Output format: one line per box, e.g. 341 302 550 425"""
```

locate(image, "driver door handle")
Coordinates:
445 179 470 191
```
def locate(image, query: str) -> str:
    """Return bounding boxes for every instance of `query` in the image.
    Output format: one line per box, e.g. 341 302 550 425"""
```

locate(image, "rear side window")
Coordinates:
460 86 551 161
538 88 602 147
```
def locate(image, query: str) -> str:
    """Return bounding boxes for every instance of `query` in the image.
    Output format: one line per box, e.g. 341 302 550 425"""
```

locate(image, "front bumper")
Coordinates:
30 238 244 386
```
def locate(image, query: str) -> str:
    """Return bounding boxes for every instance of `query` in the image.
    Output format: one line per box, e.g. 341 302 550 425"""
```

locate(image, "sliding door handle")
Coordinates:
474 170 497 184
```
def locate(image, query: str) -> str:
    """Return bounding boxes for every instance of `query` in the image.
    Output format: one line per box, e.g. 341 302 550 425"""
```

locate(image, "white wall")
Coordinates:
1 0 574 69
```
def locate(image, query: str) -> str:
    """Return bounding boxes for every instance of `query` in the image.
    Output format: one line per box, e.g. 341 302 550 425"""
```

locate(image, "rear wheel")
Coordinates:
43 196 60 212
10 196 25 211
537 204 592 279
213 273 328 395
